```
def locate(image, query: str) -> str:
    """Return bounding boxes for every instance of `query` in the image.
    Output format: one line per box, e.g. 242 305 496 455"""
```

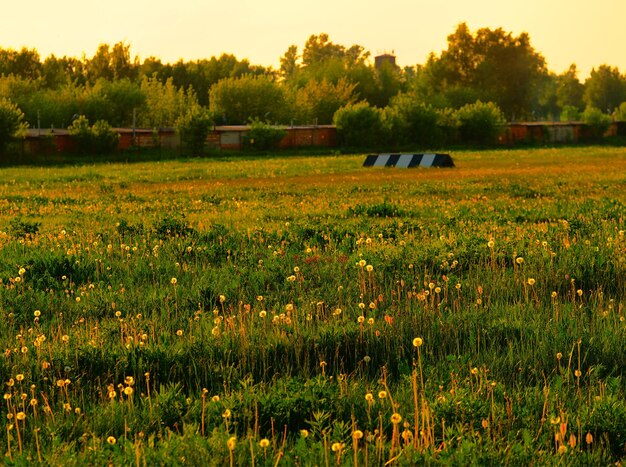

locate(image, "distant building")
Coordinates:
374 53 396 70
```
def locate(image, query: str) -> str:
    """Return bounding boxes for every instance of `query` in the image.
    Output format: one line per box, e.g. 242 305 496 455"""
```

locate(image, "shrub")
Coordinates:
386 93 444 147
243 118 286 150
333 101 388 149
67 115 119 154
175 107 213 155
0 97 27 154
582 106 612 139
613 102 626 121
455 100 505 145
560 105 581 122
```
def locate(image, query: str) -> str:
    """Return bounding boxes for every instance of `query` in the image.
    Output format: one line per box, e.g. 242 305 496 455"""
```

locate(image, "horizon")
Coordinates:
2 1 626 80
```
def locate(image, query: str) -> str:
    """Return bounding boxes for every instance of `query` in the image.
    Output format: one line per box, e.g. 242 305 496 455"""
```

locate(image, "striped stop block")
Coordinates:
363 153 454 168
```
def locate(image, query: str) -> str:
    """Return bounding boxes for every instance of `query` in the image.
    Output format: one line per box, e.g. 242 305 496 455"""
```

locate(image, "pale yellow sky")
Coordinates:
1 0 625 78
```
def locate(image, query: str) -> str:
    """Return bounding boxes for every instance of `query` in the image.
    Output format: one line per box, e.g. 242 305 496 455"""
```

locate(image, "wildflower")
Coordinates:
108 390 117 399
390 413 402 424
365 393 374 403
259 438 270 448
357 315 365 324
516 257 524 265
211 395 220 402
16 412 26 421
176 329 183 336
107 436 116 445
15 374 24 382
551 291 558 298
352 430 363 439
585 432 593 444
366 264 373 272
471 367 479 376
115 311 122 318
222 409 231 418
34 310 41 317
170 277 177 285
331 442 344 452
434 287 441 294
556 352 562 360
527 278 536 286
358 260 366 267
123 387 133 396
30 398 37 406
574 370 582 378
487 240 494 248
293 266 300 273
259 310 267 318
219 295 226 303
227 436 236 450
378 390 387 399
367 318 374 325
300 429 309 438
61 335 69 343
413 337 423 348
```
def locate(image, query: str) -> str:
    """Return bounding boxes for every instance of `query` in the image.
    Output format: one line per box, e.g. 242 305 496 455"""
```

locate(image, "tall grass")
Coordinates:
0 147 625 464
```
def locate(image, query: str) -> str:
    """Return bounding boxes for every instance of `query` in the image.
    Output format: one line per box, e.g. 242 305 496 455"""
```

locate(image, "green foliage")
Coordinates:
243 119 286 150
583 65 626 113
455 100 505 145
292 78 356 124
386 93 444 147
614 102 626 121
333 101 388 148
208 74 288 124
9 217 40 238
67 115 119 154
175 107 213 155
0 97 27 154
582 106 612 138
560 105 581 122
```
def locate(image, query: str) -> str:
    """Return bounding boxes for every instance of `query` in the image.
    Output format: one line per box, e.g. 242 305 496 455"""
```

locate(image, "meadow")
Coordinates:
0 146 625 465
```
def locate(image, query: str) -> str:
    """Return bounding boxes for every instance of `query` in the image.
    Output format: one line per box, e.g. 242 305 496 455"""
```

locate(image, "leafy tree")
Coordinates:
333 101 388 148
279 45 299 80
293 78 356 124
581 106 612 139
67 115 119 154
583 65 626 113
560 105 581 122
0 98 27 154
85 42 138 84
139 76 199 129
0 47 42 79
615 102 626 121
385 93 442 147
422 23 546 119
455 101 505 145
209 74 288 124
243 118 287 150
175 107 213 155
556 64 584 111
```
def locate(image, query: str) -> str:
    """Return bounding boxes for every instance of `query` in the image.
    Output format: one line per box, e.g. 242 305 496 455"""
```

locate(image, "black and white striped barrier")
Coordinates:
363 153 454 168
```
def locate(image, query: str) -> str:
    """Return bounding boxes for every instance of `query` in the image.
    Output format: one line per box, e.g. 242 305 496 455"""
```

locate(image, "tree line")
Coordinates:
1 24 626 153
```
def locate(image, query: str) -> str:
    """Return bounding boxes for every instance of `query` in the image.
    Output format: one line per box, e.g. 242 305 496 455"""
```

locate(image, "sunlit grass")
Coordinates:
0 146 625 464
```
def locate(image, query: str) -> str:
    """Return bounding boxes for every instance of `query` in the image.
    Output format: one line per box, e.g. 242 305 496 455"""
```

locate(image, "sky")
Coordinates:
1 0 625 79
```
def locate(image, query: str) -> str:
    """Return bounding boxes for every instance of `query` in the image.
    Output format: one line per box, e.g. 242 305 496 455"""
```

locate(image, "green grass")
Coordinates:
0 146 625 465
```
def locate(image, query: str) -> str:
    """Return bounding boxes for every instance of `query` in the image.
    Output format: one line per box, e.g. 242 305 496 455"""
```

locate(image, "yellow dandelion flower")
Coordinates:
227 436 236 450
16 412 26 421
15 374 24 382
107 436 116 445
358 260 366 267
176 329 183 336
34 310 41 317
527 278 536 286
365 393 374 403
366 264 374 272
516 257 524 265
378 390 387 399
352 430 363 439
412 337 423 348
123 387 133 396
259 438 270 448
170 277 177 285
300 429 309 438
390 413 402 424
331 442 344 452
222 409 231 418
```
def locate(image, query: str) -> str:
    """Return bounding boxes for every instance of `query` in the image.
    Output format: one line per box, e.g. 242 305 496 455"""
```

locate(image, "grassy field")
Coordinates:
1 147 625 465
